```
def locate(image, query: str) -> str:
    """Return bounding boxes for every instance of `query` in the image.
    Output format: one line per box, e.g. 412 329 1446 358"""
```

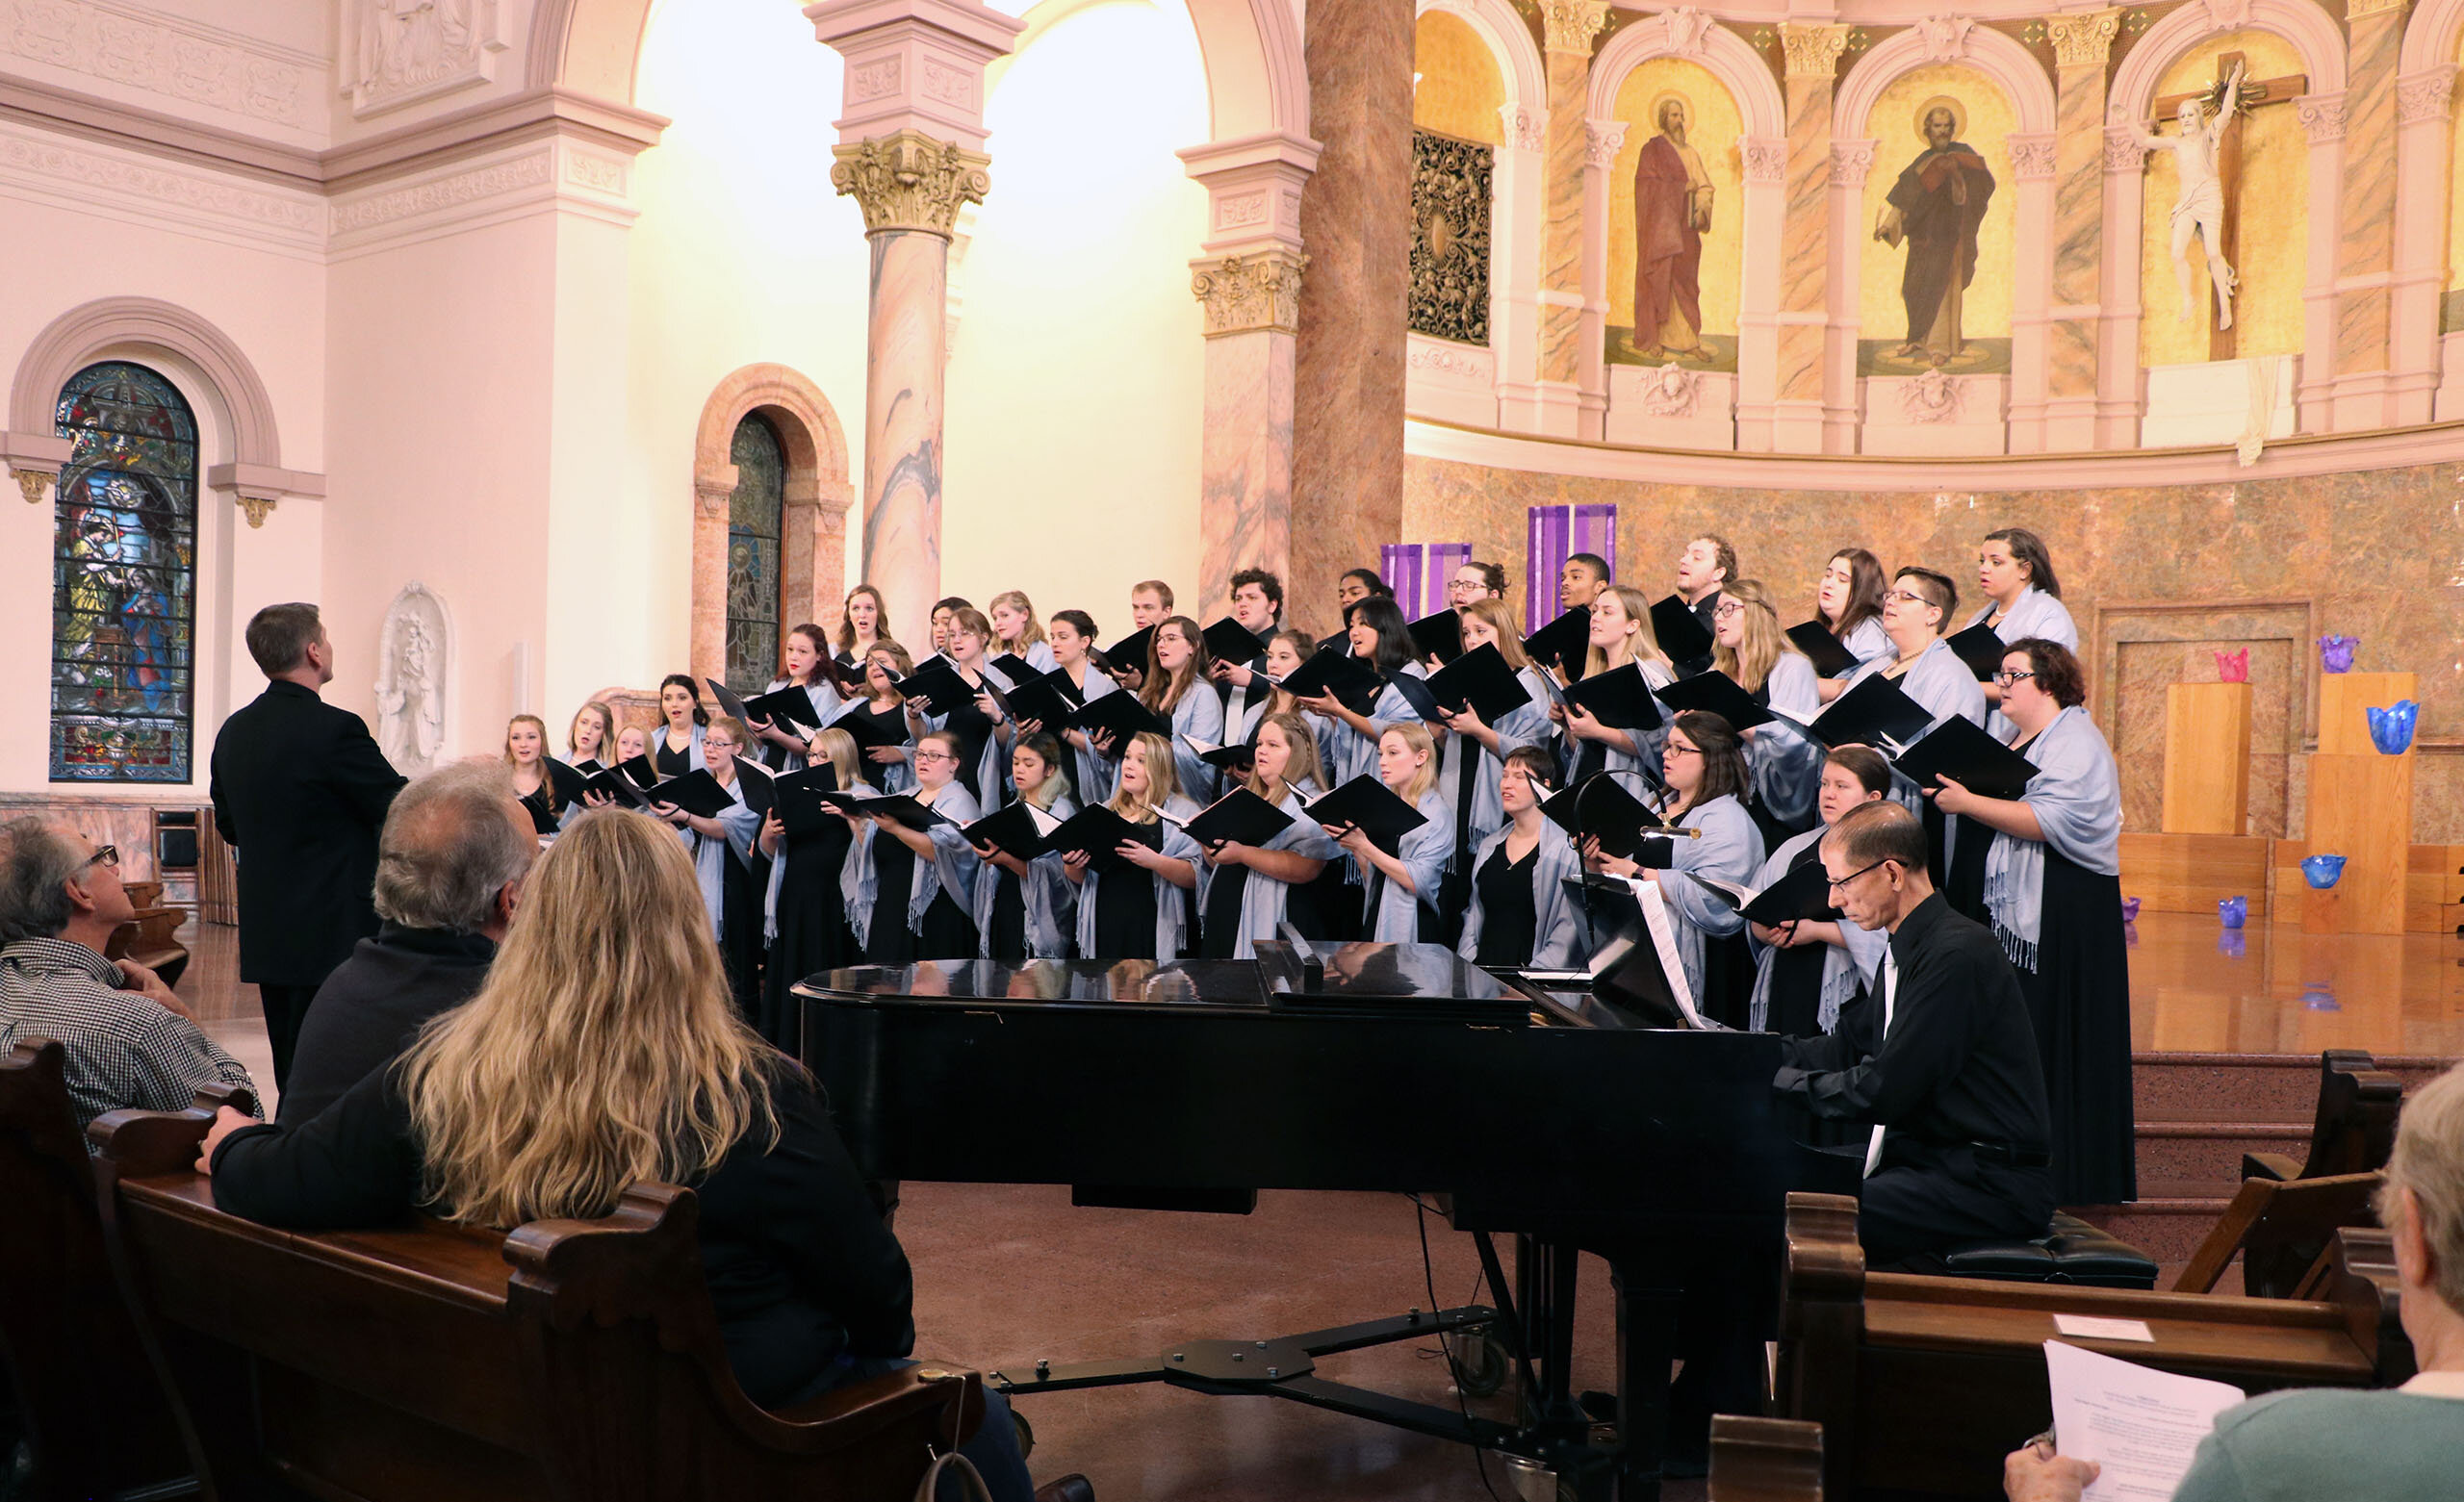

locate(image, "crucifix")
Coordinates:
2144 51 2306 361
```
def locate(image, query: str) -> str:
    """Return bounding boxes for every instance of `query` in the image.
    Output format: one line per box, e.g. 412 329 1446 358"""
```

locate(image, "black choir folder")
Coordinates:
1521 607 1590 674
1559 662 1664 731
1890 715 2039 802
1685 859 1839 928
1301 775 1429 854
1201 617 1267 666
1272 649 1386 717
647 769 739 819
1423 642 1531 726
894 658 978 717
770 765 841 840
1539 774 1677 864
708 677 825 734
1807 672 1934 752
820 790 949 832
1098 624 1156 676
988 652 1040 686
990 669 1083 732
1046 804 1159 874
963 800 1064 857
1651 595 1715 665
1786 621 1859 677
1181 733 1257 772
1165 786 1296 850
1071 691 1172 744
578 764 651 809
1652 669 1778 732
1944 622 2011 681
616 752 662 790
828 703 911 753
1405 609 1465 665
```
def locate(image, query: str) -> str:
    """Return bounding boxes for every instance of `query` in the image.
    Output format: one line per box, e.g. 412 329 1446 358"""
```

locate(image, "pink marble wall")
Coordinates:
860 229 949 635
2336 5 2404 384
1402 453 2464 839
1199 326 1296 592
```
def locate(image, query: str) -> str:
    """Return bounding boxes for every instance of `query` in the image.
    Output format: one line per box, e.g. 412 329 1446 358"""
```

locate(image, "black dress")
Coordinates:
1091 827 1163 959
760 816 856 1055
1761 842 1835 1039
1471 844 1538 967
654 731 696 779
710 772 772 1018
986 869 1027 957
939 694 996 805
1199 860 1248 959
913 887 978 961
2018 850 2137 1207
864 830 918 966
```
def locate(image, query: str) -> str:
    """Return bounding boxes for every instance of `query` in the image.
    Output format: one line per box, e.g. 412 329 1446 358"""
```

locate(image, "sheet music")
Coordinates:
1629 877 1710 1028
2043 1340 2243 1502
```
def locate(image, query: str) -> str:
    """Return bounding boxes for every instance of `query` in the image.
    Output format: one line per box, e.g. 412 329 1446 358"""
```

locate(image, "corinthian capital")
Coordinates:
1540 0 1611 56
830 129 991 236
1191 249 1308 337
2045 8 2121 69
1780 23 1851 80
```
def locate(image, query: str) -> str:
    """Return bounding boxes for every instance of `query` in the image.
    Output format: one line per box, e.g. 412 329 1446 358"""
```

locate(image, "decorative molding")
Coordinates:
1499 101 1543 152
328 144 552 234
1899 369 1964 422
235 495 275 527
1635 363 1700 418
0 0 323 135
1740 135 1786 183
2045 8 2122 69
2343 0 2407 17
830 129 989 237
2102 124 2145 173
13 467 50 505
2008 132 2059 180
1411 130 1492 345
1661 6 1713 58
1179 130 1320 257
1539 0 1611 55
343 0 508 120
2397 66 2456 126
693 479 732 520
1914 14 1975 63
1831 138 1878 186
1780 22 1851 80
2295 91 2347 142
11 296 286 469
1582 118 1628 169
1408 339 1494 379
0 118 323 250
2201 0 2253 31
1191 248 1307 338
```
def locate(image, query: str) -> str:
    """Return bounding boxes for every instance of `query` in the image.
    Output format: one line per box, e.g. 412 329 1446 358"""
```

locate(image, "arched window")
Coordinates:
50 362 198 783
723 413 785 693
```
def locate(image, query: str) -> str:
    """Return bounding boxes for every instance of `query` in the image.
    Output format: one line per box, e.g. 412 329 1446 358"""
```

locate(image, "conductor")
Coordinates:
1775 800 2054 1266
209 603 407 1090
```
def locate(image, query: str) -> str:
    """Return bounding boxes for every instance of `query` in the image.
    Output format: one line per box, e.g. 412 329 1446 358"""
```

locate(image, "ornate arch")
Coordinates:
1835 23 2059 139
6 296 319 523
689 365 855 684
1420 0 1546 115
1587 13 1784 138
2400 0 2464 72
2110 0 2348 115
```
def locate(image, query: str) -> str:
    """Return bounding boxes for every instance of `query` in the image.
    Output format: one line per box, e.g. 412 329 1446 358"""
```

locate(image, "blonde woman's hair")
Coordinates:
988 590 1045 650
1583 585 1669 679
2378 1061 2464 1316
1458 598 1530 672
1709 578 1803 695
808 727 863 794
1107 730 1182 820
502 713 549 765
567 700 616 762
1378 722 1438 803
1246 711 1324 802
706 715 750 749
398 808 782 1228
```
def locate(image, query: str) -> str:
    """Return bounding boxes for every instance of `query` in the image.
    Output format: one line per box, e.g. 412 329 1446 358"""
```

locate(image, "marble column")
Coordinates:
2329 0 2406 430
691 473 735 685
1776 22 1848 454
2392 64 2459 424
1291 0 1411 637
1532 0 1609 437
807 0 1021 633
2043 8 2120 451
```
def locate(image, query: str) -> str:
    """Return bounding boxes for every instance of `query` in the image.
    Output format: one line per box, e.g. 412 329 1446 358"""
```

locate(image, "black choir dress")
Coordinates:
1470 844 1538 968
712 772 773 1019
653 732 696 778
1091 827 1163 959
986 869 1028 958
940 695 996 805
863 832 919 966
1199 861 1249 960
2022 852 2136 1207
1760 842 1835 1041
759 815 855 1054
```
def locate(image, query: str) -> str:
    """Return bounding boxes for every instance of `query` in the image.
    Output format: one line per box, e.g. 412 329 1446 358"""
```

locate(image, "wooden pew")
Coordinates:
0 1041 207 1501
1708 1414 1822 1502
1777 1191 2411 1501
2243 1050 2404 1183
88 1086 979 1502
104 878 191 990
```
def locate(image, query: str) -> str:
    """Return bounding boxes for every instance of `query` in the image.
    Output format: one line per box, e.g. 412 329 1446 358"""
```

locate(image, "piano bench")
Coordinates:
1936 1212 2160 1288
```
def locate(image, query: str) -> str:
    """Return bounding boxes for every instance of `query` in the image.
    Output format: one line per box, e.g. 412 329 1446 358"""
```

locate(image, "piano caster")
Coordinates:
1449 1331 1509 1399
1011 1408 1034 1460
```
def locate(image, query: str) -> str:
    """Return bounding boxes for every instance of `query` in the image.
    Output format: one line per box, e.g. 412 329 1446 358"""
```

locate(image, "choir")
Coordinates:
528 528 2130 1191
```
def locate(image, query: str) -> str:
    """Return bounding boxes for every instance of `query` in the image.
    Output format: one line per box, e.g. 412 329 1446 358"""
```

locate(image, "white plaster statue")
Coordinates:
356 0 475 96
375 583 449 775
2138 61 2245 332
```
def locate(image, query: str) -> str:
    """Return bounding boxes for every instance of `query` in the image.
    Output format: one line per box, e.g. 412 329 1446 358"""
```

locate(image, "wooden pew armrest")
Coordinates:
88 1082 254 1172
2242 1152 2300 1184
771 1363 986 1451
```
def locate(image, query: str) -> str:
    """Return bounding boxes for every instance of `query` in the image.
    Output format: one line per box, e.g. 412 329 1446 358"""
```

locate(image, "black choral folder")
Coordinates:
1301 775 1430 855
1046 804 1159 874
963 800 1064 857
828 703 911 754
1200 617 1267 666
1786 621 1859 677
1651 595 1715 665
1944 622 2010 681
1559 662 1664 732
1098 624 1157 676
647 769 738 819
1889 715 2039 802
1652 669 1777 732
1406 609 1465 666
1273 649 1386 718
1072 692 1173 744
1521 608 1591 675
1807 672 1935 752
770 765 842 840
1171 786 1296 850
1423 642 1531 726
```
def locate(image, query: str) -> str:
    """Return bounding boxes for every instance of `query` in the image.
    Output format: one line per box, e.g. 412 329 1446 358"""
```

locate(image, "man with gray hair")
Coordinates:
276 763 535 1123
0 818 260 1141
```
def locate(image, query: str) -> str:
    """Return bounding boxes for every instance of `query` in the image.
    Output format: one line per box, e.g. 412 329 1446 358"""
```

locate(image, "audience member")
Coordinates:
277 764 535 1124
209 602 407 1089
0 818 259 1137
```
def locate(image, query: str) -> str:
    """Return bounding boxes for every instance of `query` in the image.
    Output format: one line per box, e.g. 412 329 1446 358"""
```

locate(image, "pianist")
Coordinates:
1774 801 2054 1268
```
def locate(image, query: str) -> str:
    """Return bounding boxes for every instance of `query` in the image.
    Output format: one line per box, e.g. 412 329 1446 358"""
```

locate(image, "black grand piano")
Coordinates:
797 937 1858 1501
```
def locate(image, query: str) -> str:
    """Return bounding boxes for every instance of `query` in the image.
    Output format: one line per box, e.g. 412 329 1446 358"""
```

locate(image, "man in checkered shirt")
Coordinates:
0 817 261 1143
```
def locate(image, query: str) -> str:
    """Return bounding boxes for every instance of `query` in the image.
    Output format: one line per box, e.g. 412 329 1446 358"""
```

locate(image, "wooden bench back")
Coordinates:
1779 1191 2411 1500
0 1041 206 1501
89 1088 978 1502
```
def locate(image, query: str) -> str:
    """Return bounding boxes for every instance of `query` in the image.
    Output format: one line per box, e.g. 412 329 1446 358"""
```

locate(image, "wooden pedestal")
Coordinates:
2316 671 2415 756
2163 681 2252 835
2304 752 2414 935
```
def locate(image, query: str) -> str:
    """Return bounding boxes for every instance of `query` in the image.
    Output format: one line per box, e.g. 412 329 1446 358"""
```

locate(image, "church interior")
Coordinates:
6 0 2464 1498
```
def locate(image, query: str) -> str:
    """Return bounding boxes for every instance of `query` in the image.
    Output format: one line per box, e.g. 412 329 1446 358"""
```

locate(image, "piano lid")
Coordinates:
803 957 1276 1010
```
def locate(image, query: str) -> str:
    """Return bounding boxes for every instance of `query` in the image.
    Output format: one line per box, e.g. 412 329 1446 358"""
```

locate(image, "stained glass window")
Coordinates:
50 363 198 783
724 413 785 694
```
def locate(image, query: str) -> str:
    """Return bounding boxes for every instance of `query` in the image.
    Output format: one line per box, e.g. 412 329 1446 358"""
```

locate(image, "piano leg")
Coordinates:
1609 1258 1683 1502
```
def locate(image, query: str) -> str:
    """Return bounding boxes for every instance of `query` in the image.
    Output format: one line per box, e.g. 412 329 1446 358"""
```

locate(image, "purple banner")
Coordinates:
1382 542 1472 619
1525 505 1618 633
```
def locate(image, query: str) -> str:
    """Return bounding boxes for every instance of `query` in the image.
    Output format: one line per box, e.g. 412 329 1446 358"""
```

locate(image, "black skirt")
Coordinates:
864 832 918 966
1471 844 1538 968
711 837 763 1018
1697 930 1756 1031
987 869 1027 958
1092 829 1163 960
760 822 855 1056
914 888 978 962
1200 863 1247 959
2015 853 2137 1207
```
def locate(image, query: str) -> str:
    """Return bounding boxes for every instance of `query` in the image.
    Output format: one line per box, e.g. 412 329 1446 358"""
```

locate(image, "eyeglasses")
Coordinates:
706 739 739 751
912 749 955 764
81 844 119 872
1825 857 1893 893
1712 601 1746 619
1992 669 2035 686
1885 589 1932 605
1664 743 1700 759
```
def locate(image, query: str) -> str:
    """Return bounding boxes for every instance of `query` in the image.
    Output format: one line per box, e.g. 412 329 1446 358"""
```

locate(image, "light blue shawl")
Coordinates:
1982 704 2121 974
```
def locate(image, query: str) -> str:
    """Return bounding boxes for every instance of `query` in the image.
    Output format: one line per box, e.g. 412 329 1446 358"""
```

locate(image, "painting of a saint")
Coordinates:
1872 98 1995 367
1630 94 1713 362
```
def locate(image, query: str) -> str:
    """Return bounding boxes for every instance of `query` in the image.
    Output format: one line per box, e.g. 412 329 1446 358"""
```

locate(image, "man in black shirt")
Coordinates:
278 763 535 1124
1778 800 2055 1266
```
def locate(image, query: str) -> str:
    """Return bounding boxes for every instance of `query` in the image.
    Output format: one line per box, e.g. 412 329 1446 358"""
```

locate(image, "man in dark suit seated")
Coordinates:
1777 800 2055 1267
209 603 407 1092
278 763 535 1124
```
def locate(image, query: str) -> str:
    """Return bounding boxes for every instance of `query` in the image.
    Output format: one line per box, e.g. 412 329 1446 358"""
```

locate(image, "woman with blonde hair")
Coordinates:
1327 723 1454 943
565 700 618 773
1195 712 1340 958
1710 578 1824 837
756 726 865 1052
1064 730 1201 960
1435 598 1557 862
652 714 771 1012
502 713 566 832
1559 584 1675 788
200 809 1042 1499
988 590 1059 676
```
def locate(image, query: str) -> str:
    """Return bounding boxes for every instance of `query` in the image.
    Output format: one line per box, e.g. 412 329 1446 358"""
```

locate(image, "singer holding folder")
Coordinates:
1747 746 1892 1039
1196 714 1341 959
1557 585 1674 785
755 728 863 1052
1710 579 1825 835
1812 547 1893 701
1836 567 1988 879
651 675 708 777
1044 609 1116 802
838 643 919 792
1063 731 1202 961
842 729 982 963
1455 747 1587 970
833 583 889 668
1139 617 1225 804
969 733 1079 959
1297 597 1426 791
1927 640 2133 1208
653 716 769 1013
750 625 842 770
1328 725 1454 944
